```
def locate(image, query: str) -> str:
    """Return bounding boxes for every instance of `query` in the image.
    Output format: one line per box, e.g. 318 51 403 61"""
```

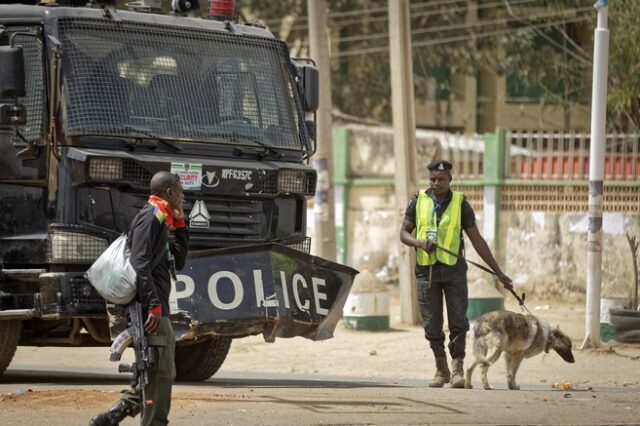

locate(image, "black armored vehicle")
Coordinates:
0 0 356 381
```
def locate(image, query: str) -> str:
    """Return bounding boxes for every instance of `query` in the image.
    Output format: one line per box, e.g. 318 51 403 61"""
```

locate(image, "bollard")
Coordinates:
466 277 504 322
343 269 389 331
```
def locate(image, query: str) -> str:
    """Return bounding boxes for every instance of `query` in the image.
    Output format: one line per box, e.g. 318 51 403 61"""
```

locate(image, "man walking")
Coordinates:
399 160 512 388
91 171 189 425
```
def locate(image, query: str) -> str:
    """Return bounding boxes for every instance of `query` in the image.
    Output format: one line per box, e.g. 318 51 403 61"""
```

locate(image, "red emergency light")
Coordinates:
209 0 239 21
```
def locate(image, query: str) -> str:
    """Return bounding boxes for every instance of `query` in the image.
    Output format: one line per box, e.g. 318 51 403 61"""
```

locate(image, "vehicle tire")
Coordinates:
174 336 232 382
610 309 640 333
0 320 21 376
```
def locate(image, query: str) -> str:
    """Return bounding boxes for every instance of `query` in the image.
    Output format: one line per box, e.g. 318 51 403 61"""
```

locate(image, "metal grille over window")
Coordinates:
58 18 305 151
0 32 45 143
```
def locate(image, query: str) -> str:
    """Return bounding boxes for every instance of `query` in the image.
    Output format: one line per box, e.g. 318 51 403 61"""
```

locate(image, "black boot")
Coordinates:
89 399 139 426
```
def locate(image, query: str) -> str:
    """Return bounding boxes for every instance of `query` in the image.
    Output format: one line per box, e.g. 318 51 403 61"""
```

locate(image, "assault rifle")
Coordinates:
110 301 155 410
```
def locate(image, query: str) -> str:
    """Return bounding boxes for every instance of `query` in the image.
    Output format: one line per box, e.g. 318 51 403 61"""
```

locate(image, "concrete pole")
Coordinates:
389 0 419 325
582 0 609 349
307 0 337 262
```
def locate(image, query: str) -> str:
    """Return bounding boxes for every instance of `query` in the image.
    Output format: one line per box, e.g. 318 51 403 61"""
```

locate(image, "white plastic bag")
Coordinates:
86 234 137 305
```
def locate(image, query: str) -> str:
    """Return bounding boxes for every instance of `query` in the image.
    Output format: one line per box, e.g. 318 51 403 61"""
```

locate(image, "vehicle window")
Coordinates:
0 30 45 179
58 19 304 150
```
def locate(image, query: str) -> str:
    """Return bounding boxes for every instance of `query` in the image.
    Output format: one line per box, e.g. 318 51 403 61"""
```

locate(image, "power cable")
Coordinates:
501 0 591 64
269 0 536 32
332 13 592 58
334 4 593 45
262 0 504 26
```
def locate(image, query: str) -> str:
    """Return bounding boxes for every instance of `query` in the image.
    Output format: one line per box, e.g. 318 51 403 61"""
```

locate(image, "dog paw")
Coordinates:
483 385 494 390
508 384 520 390
464 382 473 389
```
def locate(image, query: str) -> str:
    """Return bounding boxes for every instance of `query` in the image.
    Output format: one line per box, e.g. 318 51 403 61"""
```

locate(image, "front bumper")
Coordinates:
167 243 358 342
35 244 358 343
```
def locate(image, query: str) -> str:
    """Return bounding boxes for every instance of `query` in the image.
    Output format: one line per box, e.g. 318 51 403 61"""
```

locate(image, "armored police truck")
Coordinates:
0 0 356 381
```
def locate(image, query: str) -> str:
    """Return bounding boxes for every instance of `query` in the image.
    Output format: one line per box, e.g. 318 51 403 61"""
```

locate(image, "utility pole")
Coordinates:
583 0 610 349
389 0 419 325
307 0 337 262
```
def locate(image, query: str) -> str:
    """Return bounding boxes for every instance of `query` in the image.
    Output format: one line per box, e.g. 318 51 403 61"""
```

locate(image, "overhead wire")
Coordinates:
501 0 591 64
334 4 593 45
331 13 593 58
267 0 536 32
261 0 492 27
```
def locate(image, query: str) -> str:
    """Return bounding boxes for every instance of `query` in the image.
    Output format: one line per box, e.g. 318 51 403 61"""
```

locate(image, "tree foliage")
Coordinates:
103 0 638 131
607 0 640 130
248 0 640 131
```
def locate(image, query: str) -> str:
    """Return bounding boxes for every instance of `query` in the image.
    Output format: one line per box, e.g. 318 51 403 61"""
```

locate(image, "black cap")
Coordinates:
427 159 453 172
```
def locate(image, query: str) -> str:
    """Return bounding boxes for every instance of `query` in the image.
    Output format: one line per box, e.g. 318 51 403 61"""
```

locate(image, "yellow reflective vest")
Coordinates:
415 190 463 266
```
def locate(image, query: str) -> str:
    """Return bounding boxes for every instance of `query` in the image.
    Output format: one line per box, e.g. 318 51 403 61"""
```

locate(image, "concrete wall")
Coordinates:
340 187 639 303
319 125 640 304
500 212 640 302
343 184 488 286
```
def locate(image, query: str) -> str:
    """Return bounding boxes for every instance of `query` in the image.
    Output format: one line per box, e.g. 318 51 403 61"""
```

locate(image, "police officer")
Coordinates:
91 171 189 425
399 159 512 388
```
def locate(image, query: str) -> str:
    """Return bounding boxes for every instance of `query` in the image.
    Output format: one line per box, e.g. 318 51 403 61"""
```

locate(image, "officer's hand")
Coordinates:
420 239 437 254
144 312 161 334
498 273 513 291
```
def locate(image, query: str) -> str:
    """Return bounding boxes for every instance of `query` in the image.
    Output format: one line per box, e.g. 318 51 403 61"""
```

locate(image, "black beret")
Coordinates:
427 159 453 172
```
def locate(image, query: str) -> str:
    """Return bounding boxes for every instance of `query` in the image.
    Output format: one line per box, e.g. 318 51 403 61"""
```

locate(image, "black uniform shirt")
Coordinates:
404 189 476 275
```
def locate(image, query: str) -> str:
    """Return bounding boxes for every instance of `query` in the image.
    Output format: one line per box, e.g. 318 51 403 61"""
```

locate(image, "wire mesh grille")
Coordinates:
282 236 311 254
88 157 153 188
58 18 305 150
69 276 105 308
249 169 316 195
0 31 45 143
47 224 109 264
122 159 153 186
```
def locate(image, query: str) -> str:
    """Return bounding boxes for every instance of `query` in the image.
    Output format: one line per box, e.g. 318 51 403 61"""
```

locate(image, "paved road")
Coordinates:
1 365 639 425
2 301 639 425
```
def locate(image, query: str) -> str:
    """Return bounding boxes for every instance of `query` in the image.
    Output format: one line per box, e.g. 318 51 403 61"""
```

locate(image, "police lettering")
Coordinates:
172 269 329 315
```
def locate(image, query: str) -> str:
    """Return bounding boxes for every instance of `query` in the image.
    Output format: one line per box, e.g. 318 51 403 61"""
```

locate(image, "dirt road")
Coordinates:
1 296 639 425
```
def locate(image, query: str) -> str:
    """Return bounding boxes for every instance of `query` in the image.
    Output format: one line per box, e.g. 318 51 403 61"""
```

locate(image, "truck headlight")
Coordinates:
278 169 307 194
89 158 123 181
48 230 108 264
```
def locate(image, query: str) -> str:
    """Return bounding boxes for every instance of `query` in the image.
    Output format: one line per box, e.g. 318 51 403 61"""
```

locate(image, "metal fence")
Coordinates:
506 131 640 181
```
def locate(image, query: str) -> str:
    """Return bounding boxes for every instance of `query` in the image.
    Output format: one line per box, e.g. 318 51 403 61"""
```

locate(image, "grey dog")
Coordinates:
465 310 575 390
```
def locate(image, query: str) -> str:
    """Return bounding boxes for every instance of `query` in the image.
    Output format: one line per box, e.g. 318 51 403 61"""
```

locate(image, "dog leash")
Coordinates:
433 244 533 315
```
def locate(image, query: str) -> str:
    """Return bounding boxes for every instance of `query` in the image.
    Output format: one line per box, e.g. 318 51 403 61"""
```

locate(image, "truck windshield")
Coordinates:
58 18 305 150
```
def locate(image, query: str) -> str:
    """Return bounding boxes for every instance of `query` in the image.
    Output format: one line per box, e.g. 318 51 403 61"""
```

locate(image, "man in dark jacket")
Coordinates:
91 171 189 426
